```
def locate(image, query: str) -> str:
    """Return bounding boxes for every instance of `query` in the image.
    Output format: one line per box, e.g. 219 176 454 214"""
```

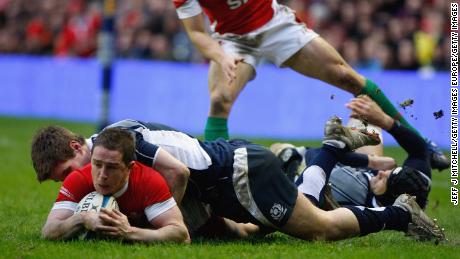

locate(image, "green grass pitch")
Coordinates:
0 116 458 258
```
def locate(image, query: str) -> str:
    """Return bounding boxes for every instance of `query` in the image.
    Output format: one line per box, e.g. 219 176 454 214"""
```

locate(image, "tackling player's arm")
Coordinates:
98 206 190 243
153 149 190 204
197 215 267 239
135 135 190 204
219 218 262 238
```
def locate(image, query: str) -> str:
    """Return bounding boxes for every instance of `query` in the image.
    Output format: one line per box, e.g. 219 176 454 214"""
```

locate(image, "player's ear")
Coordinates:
69 140 82 153
127 161 135 170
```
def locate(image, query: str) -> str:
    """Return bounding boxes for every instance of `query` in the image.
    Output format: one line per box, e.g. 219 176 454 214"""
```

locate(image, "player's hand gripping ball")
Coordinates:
74 191 119 240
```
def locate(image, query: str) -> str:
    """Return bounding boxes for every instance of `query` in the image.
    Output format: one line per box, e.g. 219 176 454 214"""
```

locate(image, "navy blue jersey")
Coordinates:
91 119 211 169
89 119 298 228
329 163 380 207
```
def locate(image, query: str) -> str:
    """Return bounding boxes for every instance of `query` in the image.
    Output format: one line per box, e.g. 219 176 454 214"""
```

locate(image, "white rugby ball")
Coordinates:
74 191 119 240
75 191 119 213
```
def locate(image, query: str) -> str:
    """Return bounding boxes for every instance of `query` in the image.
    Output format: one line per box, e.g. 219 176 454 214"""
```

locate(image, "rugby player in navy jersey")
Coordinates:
31 116 445 242
272 95 432 210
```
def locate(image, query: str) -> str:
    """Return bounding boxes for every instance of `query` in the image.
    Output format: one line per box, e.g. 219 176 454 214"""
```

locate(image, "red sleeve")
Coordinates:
173 0 188 8
139 166 173 208
56 167 93 203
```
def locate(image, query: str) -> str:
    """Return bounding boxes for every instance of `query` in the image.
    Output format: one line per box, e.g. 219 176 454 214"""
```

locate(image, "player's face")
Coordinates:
370 170 391 195
91 146 131 195
50 154 88 182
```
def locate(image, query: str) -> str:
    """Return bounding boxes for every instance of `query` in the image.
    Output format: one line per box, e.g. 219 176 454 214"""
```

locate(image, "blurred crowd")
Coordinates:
0 0 450 70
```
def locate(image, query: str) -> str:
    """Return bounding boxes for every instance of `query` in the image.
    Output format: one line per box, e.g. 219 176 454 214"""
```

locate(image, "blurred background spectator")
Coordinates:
0 0 450 70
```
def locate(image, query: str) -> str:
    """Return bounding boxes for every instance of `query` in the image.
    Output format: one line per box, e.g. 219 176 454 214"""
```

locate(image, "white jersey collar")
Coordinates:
113 180 129 198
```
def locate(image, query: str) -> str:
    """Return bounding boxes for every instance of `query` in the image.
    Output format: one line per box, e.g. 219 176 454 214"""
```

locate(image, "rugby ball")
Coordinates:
74 191 119 240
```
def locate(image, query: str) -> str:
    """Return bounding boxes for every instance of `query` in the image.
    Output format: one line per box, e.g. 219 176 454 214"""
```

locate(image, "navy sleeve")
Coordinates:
388 121 431 177
133 131 160 167
340 152 369 168
305 148 369 168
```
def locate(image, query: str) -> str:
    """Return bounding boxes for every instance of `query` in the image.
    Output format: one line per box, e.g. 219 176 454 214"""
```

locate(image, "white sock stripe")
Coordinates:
323 140 346 149
367 207 386 212
416 170 432 187
297 165 326 201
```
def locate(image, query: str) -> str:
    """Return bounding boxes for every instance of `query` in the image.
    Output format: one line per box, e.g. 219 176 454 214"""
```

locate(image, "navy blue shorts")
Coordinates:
210 143 298 228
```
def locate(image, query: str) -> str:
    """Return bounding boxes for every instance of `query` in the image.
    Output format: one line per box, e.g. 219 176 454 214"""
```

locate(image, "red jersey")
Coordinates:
53 162 175 227
174 0 275 34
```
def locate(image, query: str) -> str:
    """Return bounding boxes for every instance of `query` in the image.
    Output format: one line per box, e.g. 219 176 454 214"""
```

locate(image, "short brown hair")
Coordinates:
31 126 85 182
92 128 135 166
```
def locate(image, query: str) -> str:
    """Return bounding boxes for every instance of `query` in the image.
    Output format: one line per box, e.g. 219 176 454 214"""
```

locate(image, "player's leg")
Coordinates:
284 37 415 130
280 192 359 240
282 119 443 241
281 191 433 241
205 60 255 141
228 129 444 242
283 37 449 170
281 132 411 240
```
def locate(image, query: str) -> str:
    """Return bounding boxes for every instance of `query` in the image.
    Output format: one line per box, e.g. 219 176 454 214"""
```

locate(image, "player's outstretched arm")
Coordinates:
181 14 241 85
42 209 100 240
98 207 190 244
153 148 190 204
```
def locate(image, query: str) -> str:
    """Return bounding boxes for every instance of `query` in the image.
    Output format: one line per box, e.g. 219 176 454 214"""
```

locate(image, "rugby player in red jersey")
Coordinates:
41 128 190 243
173 0 448 170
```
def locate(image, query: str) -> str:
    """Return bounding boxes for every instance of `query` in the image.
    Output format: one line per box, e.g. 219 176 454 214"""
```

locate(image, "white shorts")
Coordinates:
211 4 319 69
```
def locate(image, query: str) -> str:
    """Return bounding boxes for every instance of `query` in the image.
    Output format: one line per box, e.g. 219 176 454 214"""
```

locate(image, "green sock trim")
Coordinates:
204 117 229 141
361 79 422 137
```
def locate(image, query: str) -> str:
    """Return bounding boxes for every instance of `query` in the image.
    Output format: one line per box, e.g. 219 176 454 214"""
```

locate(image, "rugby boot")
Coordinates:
323 116 381 150
270 143 303 181
393 194 446 244
426 139 450 171
270 143 297 163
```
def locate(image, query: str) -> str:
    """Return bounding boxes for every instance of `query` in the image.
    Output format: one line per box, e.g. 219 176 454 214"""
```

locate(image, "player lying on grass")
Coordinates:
271 96 432 210
172 0 449 172
32 122 258 238
32 118 445 242
41 128 190 243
